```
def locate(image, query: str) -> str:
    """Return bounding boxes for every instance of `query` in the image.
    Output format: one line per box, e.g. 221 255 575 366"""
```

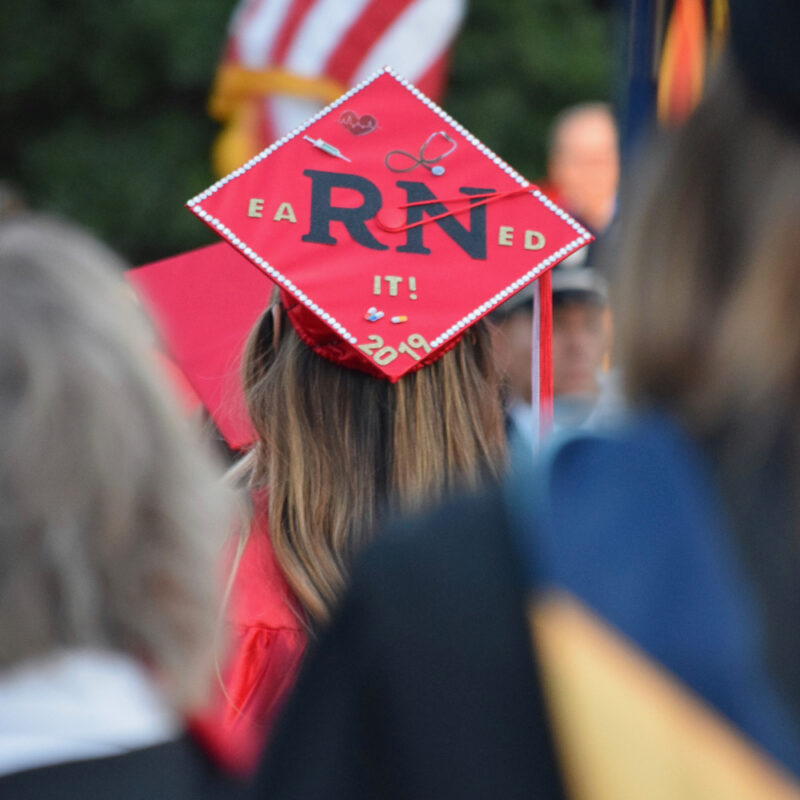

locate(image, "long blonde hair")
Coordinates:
241 302 506 625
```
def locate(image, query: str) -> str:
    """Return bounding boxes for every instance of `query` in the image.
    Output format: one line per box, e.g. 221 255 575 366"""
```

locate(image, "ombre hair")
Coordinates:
241 299 506 625
0 216 232 711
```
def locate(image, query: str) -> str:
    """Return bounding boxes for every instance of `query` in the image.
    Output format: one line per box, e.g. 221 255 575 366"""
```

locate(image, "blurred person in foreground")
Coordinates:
253 1 800 797
0 216 244 799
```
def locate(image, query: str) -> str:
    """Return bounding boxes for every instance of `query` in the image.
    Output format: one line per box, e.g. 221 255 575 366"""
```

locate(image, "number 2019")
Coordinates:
358 333 432 365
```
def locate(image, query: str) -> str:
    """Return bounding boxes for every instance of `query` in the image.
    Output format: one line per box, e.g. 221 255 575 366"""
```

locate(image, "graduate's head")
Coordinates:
0 215 232 710
615 45 800 449
241 292 505 624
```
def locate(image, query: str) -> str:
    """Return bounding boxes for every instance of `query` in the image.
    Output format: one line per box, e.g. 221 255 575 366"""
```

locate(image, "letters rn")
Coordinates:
248 169 544 262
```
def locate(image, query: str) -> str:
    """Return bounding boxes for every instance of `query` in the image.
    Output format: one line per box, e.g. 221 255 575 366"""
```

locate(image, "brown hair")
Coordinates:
611 60 800 713
614 60 800 456
0 215 233 711
241 302 506 625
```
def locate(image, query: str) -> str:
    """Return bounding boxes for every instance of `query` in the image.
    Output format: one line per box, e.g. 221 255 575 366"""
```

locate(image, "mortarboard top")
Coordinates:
187 66 592 383
128 242 266 448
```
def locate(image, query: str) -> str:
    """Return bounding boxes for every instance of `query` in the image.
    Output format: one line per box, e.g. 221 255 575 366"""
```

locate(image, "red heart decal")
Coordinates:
339 110 377 136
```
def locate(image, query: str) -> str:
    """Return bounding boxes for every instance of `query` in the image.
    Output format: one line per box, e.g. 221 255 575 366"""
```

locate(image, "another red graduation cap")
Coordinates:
128 242 270 448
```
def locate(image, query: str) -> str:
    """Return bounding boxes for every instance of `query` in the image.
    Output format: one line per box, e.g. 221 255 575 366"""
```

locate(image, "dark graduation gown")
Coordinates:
0 735 250 800
255 483 565 800
256 412 800 799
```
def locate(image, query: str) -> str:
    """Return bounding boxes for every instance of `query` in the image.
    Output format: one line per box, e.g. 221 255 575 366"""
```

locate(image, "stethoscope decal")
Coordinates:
385 131 457 176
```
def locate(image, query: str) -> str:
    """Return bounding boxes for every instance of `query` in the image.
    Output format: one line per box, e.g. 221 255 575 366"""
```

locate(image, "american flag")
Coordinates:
209 0 467 176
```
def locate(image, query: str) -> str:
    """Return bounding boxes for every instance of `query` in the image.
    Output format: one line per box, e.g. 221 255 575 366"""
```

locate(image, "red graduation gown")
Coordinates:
193 510 307 775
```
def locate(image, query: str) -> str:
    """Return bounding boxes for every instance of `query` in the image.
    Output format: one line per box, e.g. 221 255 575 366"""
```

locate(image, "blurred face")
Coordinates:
548 109 619 233
552 301 609 397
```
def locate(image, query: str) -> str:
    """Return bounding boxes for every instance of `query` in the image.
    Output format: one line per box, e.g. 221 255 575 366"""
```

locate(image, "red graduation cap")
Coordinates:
133 67 592 448
187 67 591 383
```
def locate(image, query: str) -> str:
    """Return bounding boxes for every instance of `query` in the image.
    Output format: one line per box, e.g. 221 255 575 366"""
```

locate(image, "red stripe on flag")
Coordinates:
272 0 317 64
538 271 554 438
657 0 706 125
324 0 417 85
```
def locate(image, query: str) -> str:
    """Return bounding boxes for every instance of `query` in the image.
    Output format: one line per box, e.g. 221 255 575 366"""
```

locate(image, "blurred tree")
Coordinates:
1 0 612 264
0 0 234 264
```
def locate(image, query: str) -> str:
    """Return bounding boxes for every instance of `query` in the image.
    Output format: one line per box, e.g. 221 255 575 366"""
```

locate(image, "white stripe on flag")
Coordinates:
352 0 466 84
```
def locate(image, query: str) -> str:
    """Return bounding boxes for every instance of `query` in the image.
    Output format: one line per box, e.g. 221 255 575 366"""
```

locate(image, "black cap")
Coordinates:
551 265 607 307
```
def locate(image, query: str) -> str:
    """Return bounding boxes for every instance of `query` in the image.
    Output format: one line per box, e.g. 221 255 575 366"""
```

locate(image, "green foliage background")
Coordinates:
1 0 613 265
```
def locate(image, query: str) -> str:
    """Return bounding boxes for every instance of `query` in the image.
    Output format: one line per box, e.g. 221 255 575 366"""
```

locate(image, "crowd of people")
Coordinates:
2 0 799 797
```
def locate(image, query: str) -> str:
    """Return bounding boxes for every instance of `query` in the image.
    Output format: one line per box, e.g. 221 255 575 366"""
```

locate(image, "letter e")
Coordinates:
498 226 514 247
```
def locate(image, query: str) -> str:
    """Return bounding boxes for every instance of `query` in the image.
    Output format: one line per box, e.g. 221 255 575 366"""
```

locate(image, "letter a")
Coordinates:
273 202 297 223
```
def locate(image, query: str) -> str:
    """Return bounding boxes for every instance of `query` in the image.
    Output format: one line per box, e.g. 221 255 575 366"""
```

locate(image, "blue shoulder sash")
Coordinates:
505 413 800 778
